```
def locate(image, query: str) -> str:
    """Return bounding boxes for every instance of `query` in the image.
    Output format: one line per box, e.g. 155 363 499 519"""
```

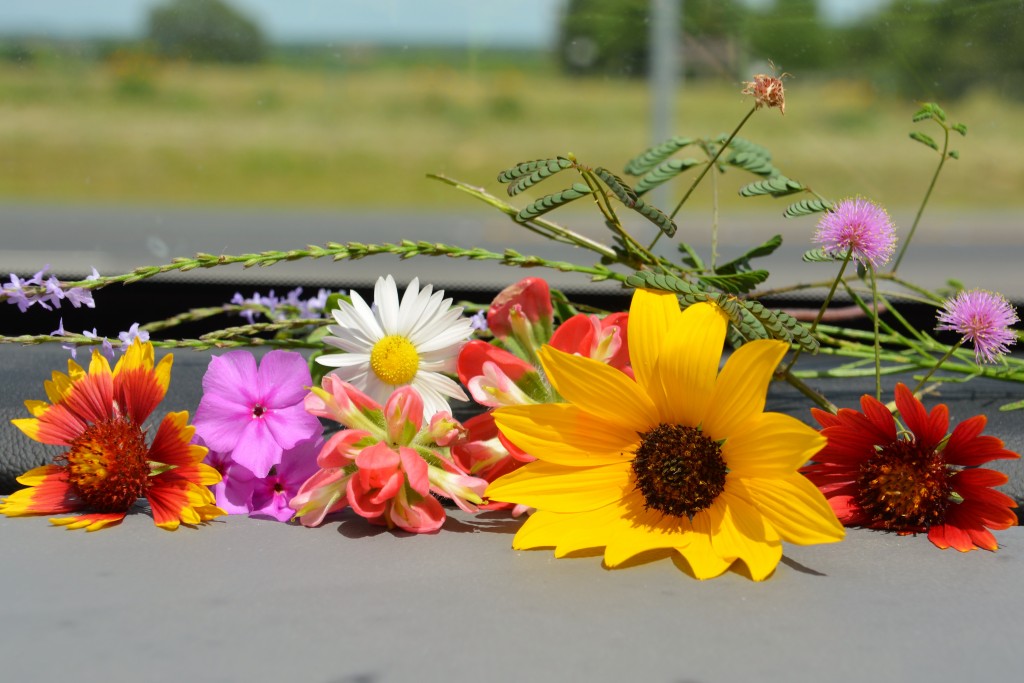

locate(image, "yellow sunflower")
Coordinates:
486 289 844 580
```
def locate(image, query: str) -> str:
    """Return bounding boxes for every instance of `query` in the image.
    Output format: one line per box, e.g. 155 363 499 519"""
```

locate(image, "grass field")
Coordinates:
1 54 1021 212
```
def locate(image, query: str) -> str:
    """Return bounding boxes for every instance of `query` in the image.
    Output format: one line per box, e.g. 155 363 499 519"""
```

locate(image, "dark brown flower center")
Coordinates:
252 404 266 418
632 423 727 518
856 439 951 531
60 417 150 512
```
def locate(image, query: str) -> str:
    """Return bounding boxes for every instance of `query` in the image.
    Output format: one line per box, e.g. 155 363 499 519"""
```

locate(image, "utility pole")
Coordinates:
648 0 682 209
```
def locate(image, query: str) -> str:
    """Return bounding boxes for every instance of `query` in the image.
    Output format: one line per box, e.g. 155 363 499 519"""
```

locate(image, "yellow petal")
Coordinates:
723 412 826 477
512 505 615 555
486 461 632 514
709 491 781 581
539 346 658 431
604 494 694 567
627 288 682 400
675 511 733 579
702 339 787 440
493 403 639 467
732 475 844 545
653 302 728 427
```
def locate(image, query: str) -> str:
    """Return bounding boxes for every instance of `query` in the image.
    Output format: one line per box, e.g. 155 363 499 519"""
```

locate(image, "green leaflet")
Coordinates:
514 183 593 223
715 234 783 275
784 198 832 218
740 300 819 352
633 158 702 194
624 271 708 306
802 247 836 263
909 131 939 151
630 198 677 237
624 136 697 175
738 176 805 198
501 157 576 196
725 150 775 176
497 157 573 184
593 167 639 206
697 270 769 295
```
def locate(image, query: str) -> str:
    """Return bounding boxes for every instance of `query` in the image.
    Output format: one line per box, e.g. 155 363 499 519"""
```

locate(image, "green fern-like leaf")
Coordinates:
909 131 938 151
497 157 573 184
741 300 818 352
952 122 967 136
593 167 639 206
514 183 593 223
625 271 708 305
634 158 702 195
697 270 769 295
912 107 933 122
738 176 805 198
504 157 576 196
948 150 960 159
624 136 697 175
630 198 677 237
784 198 832 218
802 247 836 263
716 235 783 275
725 149 775 176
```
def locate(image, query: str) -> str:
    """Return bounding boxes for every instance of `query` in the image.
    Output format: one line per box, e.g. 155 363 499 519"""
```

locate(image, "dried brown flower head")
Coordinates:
742 72 789 115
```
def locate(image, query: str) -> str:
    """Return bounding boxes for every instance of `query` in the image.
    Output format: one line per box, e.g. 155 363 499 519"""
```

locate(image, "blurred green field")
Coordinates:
1 56 1021 211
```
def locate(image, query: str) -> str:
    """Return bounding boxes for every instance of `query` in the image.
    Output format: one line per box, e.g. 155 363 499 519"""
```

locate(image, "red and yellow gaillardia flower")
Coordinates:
803 383 1019 551
0 340 224 531
486 289 844 580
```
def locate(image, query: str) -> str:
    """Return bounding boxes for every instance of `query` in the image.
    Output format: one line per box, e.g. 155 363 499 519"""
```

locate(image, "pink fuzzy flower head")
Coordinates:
814 198 897 268
936 289 1019 364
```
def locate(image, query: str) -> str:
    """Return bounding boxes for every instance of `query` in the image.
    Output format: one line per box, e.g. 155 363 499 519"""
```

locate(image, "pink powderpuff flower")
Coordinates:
250 438 322 522
193 350 323 477
814 198 897 268
291 378 488 533
936 289 1019 364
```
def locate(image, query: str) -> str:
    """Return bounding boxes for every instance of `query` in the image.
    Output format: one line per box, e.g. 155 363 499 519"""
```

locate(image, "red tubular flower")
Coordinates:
550 312 632 377
803 383 1019 551
486 277 553 345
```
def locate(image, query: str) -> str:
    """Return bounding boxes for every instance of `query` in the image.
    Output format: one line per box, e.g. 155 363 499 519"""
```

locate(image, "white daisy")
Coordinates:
317 275 474 418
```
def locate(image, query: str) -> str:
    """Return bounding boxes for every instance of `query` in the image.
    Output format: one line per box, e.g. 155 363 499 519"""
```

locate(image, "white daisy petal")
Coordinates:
416 369 469 402
316 351 371 368
376 275 402 333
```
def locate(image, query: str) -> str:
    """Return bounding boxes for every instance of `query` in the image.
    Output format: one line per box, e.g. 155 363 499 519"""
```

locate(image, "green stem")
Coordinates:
911 339 963 394
869 264 882 400
891 124 949 273
784 247 852 373
779 369 837 413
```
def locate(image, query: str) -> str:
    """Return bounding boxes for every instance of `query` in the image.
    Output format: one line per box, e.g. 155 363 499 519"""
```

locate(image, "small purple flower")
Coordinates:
3 273 37 312
250 438 322 522
814 198 897 268
118 323 150 352
193 350 323 477
64 286 96 309
82 329 115 358
936 289 1019 363
469 310 489 332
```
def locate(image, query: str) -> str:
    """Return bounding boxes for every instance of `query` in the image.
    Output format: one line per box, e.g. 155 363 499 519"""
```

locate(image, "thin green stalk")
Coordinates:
891 125 949 272
779 369 837 413
911 340 963 394
869 264 882 400
784 247 852 372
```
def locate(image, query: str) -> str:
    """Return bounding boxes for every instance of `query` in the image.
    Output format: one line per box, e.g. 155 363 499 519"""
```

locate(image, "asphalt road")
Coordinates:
1 202 1021 300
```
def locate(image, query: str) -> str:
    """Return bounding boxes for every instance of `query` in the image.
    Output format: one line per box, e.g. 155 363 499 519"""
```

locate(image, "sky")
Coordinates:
0 0 892 46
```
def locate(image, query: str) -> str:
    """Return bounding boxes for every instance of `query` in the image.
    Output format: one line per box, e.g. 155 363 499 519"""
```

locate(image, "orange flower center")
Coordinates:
632 423 727 518
61 417 150 512
856 439 951 531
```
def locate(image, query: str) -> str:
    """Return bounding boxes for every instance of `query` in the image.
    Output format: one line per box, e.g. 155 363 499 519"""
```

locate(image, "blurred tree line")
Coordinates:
559 0 1024 100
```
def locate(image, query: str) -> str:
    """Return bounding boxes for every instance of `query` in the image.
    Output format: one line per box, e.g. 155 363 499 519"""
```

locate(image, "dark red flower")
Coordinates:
803 383 1019 552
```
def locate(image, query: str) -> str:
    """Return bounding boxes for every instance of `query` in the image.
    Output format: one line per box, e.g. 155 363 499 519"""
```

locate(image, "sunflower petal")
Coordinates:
486 461 632 514
493 404 639 467
676 512 733 580
702 340 787 440
709 492 782 581
732 475 845 545
652 302 729 427
539 346 657 430
725 412 826 476
604 494 694 567
627 288 682 399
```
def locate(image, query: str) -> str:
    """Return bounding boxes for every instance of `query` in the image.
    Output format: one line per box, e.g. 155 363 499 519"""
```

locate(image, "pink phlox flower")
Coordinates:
193 350 323 477
814 198 897 268
202 443 257 515
550 311 632 378
250 438 322 522
936 289 1019 364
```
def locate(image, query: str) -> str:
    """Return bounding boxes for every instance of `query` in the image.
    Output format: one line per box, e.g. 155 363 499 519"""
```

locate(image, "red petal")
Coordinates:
859 393 898 441
894 384 948 449
944 416 1019 466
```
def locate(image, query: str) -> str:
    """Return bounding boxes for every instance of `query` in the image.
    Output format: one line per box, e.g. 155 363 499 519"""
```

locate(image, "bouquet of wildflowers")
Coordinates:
1 74 1021 580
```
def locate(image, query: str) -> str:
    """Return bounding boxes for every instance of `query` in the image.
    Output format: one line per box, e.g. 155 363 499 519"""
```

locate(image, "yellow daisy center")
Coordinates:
369 334 420 385
632 423 727 518
61 416 150 512
856 440 950 530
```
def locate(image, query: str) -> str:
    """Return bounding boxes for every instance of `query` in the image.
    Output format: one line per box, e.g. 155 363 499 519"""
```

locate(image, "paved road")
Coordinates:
1 202 1021 300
